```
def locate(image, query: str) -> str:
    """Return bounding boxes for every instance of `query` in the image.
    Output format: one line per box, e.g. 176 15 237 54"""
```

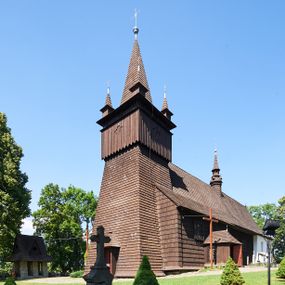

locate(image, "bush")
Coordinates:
276 256 285 279
70 270 84 278
0 262 13 280
133 256 159 285
220 257 245 285
4 277 16 285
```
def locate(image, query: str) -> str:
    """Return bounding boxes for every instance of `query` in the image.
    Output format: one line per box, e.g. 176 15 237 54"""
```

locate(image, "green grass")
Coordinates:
0 270 284 285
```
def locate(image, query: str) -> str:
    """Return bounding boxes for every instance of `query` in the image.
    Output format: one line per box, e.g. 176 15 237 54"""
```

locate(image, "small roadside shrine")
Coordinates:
9 234 51 279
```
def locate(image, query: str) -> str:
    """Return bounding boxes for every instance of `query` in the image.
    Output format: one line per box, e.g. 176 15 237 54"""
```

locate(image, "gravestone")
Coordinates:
84 226 113 285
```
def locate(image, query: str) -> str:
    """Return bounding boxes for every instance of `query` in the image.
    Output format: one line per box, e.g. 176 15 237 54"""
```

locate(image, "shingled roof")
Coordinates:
204 230 242 245
9 234 52 262
156 163 262 236
121 39 152 105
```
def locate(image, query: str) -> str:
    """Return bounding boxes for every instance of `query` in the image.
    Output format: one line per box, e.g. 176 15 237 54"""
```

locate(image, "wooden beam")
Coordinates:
203 208 219 269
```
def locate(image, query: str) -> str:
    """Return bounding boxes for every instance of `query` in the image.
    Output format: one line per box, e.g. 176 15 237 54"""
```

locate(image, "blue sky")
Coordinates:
1 1 284 233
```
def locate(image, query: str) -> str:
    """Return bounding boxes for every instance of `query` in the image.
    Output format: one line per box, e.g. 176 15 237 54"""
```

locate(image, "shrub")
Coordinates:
276 256 285 279
133 256 159 285
220 257 245 285
0 262 13 280
70 270 84 278
4 277 16 285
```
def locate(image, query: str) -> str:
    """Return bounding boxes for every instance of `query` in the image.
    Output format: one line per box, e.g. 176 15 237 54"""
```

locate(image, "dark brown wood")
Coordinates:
101 109 172 161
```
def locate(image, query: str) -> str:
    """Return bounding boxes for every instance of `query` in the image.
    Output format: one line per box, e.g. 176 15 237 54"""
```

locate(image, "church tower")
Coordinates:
85 23 175 277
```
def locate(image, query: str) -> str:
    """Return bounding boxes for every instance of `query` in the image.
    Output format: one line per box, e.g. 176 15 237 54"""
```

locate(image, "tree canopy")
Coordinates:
248 198 285 263
273 196 285 263
247 203 278 229
32 184 97 274
0 112 31 260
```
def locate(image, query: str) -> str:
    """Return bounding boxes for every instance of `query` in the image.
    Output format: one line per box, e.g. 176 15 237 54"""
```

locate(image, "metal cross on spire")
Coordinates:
106 80 111 95
133 8 139 40
163 84 167 98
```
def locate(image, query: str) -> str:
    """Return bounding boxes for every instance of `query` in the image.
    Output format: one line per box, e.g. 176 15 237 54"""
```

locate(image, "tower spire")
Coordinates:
121 12 152 105
210 148 223 195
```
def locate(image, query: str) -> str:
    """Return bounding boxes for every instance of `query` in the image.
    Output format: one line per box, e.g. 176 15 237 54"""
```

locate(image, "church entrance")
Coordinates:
104 247 120 275
232 244 243 267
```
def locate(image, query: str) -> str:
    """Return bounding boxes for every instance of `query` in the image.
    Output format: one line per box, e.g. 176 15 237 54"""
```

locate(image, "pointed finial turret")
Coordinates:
210 148 223 196
105 83 113 107
100 83 114 117
162 85 169 110
133 9 139 40
161 85 173 120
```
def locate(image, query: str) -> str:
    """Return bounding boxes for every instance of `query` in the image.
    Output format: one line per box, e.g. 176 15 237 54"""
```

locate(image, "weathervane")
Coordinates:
133 8 139 39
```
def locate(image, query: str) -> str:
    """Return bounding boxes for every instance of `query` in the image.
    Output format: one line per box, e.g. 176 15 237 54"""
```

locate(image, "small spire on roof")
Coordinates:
133 9 139 40
105 82 113 107
100 82 114 117
213 148 219 170
162 85 169 110
161 85 173 120
210 148 223 195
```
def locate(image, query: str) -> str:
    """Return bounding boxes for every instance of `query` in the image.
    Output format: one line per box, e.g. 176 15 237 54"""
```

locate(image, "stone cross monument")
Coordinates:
84 226 113 285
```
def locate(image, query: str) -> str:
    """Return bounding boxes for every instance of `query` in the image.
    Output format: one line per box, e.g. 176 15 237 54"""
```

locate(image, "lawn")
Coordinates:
1 271 284 285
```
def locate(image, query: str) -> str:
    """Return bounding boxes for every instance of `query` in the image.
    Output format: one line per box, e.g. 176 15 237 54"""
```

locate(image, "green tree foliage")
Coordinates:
220 257 245 285
0 113 31 260
247 203 278 229
133 256 159 285
32 184 97 274
276 256 285 279
273 196 285 263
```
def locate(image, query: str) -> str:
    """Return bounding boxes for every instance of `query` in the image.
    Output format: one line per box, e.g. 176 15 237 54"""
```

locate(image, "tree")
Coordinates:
220 257 245 285
0 113 31 260
32 184 97 274
133 256 159 285
273 196 285 263
247 203 278 229
276 256 285 279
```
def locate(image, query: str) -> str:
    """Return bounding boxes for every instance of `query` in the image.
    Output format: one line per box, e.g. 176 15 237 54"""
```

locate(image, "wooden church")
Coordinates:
85 24 262 277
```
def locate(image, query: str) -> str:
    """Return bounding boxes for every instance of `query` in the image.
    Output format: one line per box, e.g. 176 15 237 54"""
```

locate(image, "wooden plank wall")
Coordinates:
139 111 172 161
179 215 206 267
101 110 172 161
156 190 181 270
101 111 140 159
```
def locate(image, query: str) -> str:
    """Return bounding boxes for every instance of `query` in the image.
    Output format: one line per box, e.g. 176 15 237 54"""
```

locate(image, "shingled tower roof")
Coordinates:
121 31 152 104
